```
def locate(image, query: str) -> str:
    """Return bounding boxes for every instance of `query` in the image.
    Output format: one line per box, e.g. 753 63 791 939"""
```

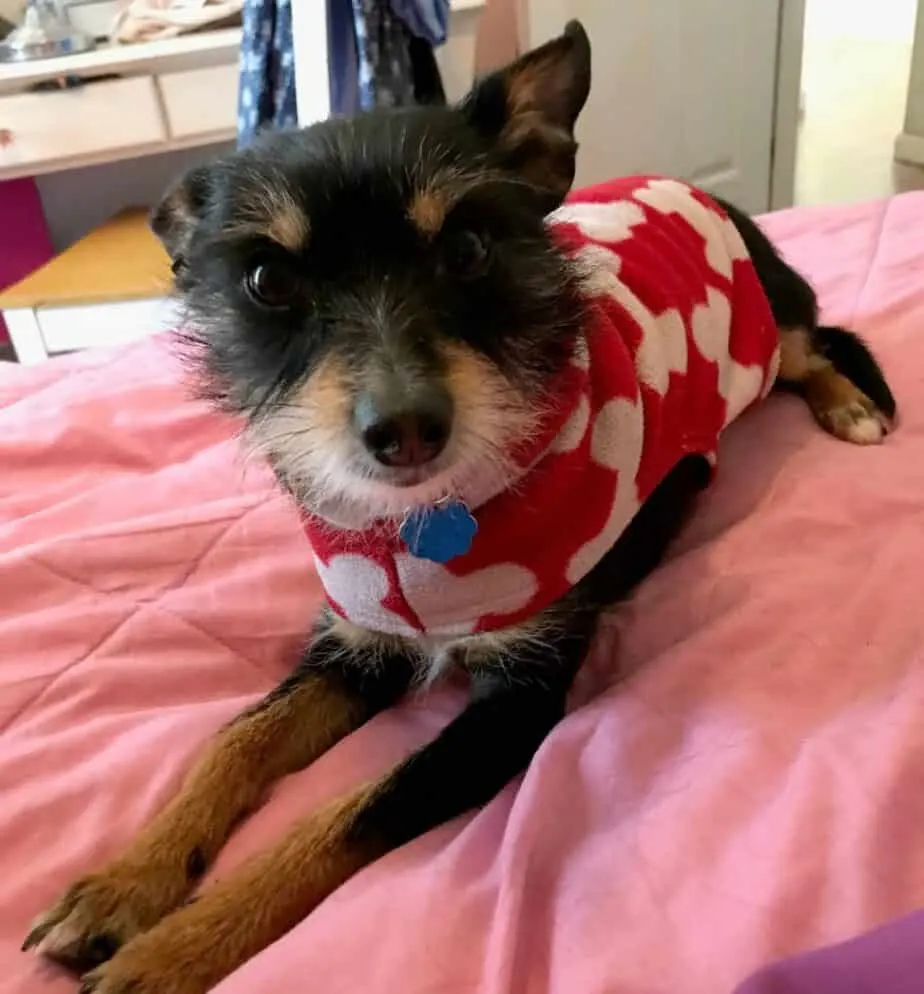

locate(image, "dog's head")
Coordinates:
152 22 591 525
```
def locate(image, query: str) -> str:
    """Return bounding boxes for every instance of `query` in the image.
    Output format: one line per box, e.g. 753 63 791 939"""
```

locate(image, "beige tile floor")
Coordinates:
796 0 924 204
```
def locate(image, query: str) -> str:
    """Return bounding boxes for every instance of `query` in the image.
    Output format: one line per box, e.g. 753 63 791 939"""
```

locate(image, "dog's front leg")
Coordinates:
76 635 589 994
24 613 413 973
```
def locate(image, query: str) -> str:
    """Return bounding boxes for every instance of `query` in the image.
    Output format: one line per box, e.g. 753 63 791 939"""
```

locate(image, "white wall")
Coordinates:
800 0 920 201
474 0 519 73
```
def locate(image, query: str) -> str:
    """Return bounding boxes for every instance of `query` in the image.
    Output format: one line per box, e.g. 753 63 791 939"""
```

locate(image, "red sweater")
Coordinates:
305 177 779 637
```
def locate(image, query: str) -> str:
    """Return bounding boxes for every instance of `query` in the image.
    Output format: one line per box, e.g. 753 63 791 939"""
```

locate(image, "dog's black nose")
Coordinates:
355 389 452 468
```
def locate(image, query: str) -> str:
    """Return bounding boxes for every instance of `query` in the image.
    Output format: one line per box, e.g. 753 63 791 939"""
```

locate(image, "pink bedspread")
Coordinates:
3 194 924 994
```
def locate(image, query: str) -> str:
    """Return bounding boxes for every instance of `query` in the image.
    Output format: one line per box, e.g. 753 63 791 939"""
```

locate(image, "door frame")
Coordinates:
292 2 331 128
771 0 806 209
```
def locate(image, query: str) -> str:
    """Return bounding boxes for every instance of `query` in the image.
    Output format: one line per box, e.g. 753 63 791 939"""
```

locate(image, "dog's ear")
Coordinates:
461 20 591 203
150 164 215 263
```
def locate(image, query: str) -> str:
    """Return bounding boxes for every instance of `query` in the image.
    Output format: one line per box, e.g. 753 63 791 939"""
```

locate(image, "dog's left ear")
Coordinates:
150 164 215 264
461 20 591 204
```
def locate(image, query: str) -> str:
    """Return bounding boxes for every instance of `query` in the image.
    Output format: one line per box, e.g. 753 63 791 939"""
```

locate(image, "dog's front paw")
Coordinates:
22 867 178 973
79 949 200 994
77 917 218 994
78 949 200 994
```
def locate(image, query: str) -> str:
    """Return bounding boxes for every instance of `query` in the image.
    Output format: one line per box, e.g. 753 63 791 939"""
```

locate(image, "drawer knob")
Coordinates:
0 129 13 147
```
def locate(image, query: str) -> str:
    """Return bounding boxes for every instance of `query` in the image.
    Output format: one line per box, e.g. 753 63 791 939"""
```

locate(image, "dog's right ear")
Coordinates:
150 164 214 264
461 20 592 204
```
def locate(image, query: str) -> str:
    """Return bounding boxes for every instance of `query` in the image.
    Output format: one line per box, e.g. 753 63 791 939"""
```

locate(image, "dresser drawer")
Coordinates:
0 76 166 172
158 64 238 141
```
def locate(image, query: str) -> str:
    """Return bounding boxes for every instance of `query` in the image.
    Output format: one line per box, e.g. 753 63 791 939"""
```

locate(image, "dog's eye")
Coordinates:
243 261 299 309
443 230 490 280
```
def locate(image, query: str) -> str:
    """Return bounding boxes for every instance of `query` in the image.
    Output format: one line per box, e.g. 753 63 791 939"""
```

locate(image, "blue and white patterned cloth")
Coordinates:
328 0 362 116
352 0 415 110
389 0 449 46
237 0 298 148
239 0 447 134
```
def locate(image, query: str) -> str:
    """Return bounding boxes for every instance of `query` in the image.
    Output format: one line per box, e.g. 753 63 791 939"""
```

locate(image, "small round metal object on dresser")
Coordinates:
0 0 95 64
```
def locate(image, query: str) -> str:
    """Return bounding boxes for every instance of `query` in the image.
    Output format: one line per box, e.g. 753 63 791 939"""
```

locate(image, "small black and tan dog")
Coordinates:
25 21 895 994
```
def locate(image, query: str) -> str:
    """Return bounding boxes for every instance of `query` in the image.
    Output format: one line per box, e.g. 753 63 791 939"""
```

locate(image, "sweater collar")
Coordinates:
306 336 588 535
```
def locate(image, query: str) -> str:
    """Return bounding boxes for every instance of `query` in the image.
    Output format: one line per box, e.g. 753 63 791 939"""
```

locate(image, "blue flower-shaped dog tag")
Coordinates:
399 500 478 564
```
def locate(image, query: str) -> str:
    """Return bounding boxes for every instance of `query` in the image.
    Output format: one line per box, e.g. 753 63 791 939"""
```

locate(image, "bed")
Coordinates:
3 193 924 994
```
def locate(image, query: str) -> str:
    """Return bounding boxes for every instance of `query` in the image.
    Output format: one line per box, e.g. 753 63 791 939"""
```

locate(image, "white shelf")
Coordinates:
0 27 242 95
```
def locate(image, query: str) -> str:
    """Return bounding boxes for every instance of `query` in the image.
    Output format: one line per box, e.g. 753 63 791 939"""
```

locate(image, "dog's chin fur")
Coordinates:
244 399 538 528
290 458 514 530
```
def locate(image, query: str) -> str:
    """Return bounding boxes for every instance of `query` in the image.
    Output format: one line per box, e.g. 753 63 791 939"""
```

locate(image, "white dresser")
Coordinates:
0 28 241 181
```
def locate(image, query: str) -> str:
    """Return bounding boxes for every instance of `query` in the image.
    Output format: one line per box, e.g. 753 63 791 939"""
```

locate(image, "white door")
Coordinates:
523 0 788 214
